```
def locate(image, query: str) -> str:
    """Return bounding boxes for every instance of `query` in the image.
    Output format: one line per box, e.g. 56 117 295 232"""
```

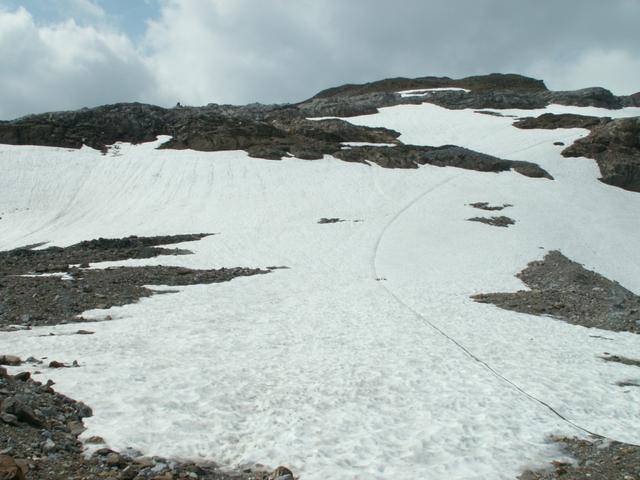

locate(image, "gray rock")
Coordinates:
0 355 21 366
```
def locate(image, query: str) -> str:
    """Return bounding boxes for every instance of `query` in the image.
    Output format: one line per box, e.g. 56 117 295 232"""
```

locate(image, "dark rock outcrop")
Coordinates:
562 117 640 192
0 103 401 159
467 216 516 227
3 72 636 185
514 113 610 130
299 73 637 117
334 145 552 178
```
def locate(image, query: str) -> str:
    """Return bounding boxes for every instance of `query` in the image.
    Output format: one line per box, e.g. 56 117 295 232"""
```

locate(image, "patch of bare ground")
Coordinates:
519 436 640 480
472 251 640 333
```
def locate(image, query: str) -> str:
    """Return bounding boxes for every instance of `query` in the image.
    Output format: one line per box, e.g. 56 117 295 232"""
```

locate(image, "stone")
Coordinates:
118 465 139 480
269 466 294 480
0 413 18 426
13 372 30 382
67 420 86 436
76 329 95 335
0 356 21 366
0 455 25 480
105 452 125 467
150 473 174 480
48 361 67 368
1 397 45 428
85 436 106 444
42 438 56 452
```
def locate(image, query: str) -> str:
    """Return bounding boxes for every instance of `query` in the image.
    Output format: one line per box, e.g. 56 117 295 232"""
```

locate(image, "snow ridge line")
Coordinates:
370 171 639 447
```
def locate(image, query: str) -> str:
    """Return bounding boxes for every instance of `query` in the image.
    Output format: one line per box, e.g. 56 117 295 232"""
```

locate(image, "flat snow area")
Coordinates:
1 103 639 480
398 88 471 97
340 142 397 147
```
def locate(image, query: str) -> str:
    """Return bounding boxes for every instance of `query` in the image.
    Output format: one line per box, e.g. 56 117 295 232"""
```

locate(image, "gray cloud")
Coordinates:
1 0 639 119
0 7 153 119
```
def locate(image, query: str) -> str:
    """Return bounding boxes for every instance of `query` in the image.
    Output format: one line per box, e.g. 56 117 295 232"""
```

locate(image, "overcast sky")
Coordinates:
1 0 639 119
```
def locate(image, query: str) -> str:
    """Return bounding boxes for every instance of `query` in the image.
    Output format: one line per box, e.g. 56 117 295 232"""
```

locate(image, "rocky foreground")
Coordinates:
0 363 292 480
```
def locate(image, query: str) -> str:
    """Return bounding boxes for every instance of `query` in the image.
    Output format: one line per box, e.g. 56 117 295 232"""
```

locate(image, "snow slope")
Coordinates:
0 103 639 479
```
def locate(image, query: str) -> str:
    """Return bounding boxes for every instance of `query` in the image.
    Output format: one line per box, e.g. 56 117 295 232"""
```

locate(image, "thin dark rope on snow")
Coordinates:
370 168 638 447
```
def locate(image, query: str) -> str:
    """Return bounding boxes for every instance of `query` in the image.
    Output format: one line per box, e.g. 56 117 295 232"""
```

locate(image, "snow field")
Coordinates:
0 103 639 479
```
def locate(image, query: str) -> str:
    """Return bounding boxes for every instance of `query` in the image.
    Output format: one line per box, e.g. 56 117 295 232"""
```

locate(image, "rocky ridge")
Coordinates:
5 72 639 182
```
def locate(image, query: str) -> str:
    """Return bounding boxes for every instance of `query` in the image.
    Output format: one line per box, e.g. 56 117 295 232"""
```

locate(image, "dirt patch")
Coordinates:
0 234 269 329
519 436 640 480
467 216 516 227
472 251 640 333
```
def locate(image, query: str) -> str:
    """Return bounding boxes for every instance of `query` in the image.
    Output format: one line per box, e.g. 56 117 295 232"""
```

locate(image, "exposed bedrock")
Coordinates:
513 113 610 130
472 251 640 334
334 145 552 178
562 117 640 192
4 73 638 184
299 75 640 117
512 113 640 193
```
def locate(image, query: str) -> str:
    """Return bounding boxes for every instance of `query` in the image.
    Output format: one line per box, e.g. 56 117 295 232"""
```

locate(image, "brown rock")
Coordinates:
0 355 21 366
151 473 174 480
48 360 67 368
85 435 106 444
0 455 25 480
13 372 30 382
270 466 294 480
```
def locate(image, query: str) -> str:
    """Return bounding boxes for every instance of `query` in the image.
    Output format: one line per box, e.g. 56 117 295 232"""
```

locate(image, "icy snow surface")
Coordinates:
1 103 640 479
398 87 471 97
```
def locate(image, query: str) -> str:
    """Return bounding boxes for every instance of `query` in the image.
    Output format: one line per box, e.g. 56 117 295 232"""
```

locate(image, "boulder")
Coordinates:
0 455 25 480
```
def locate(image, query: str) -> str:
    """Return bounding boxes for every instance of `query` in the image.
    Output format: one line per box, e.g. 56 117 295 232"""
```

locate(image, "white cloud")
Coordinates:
530 49 640 95
0 1 639 119
67 0 106 18
0 7 153 119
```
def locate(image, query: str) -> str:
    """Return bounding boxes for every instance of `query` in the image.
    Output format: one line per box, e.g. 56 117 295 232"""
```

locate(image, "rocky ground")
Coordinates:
519 436 640 480
563 117 640 192
472 250 640 333
467 215 516 227
0 234 269 329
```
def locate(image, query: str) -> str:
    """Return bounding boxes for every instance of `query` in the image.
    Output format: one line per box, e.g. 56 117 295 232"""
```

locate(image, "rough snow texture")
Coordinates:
0 102 639 480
